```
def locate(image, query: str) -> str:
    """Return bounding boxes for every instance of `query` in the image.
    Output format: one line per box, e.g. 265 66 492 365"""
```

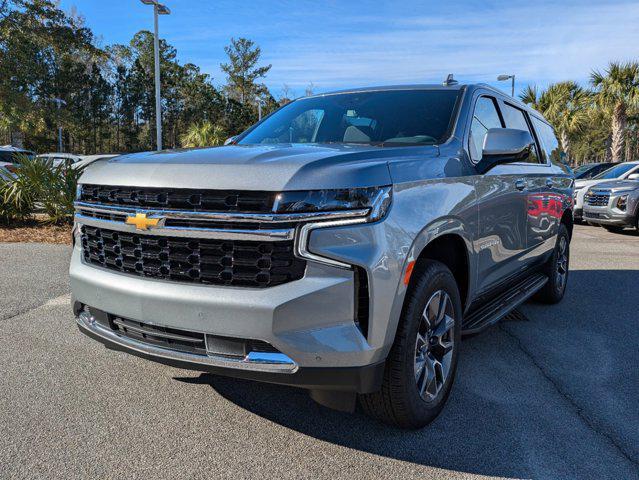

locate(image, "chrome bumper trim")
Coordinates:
77 312 298 373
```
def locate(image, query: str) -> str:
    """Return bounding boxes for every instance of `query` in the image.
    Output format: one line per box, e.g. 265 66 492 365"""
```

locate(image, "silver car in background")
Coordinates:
70 82 573 428
583 175 639 232
573 161 639 221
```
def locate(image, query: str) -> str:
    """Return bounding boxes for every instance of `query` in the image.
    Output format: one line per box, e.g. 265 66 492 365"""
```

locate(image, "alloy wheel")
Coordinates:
414 290 455 402
556 236 568 293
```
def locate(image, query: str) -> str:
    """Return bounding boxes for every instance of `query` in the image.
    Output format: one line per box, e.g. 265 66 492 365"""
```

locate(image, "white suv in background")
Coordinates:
573 161 639 222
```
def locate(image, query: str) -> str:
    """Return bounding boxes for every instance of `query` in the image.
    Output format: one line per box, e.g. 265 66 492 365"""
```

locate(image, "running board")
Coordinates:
461 273 548 335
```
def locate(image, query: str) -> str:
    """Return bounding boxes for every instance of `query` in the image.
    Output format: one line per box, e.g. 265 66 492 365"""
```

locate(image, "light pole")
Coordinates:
497 74 516 97
140 0 170 151
45 98 66 152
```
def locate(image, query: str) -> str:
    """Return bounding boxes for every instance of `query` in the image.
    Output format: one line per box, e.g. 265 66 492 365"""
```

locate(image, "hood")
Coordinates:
78 144 436 191
587 179 639 193
574 178 610 189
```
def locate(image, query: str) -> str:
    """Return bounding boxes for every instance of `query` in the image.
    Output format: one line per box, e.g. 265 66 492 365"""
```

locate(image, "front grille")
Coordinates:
80 226 306 288
89 308 282 357
585 192 610 206
80 184 277 213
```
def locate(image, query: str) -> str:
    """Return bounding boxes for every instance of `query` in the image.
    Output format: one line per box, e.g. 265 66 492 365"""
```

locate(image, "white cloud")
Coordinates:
251 0 639 93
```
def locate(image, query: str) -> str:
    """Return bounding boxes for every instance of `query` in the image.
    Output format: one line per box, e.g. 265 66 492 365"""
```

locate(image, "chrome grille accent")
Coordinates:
80 226 306 288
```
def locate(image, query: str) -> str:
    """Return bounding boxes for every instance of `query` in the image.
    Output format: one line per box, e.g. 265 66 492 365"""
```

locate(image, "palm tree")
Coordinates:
520 82 589 164
543 82 590 164
591 62 639 162
519 85 546 111
180 122 227 148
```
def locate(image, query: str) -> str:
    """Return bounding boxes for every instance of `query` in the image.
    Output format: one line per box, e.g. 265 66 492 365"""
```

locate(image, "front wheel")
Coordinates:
360 260 462 429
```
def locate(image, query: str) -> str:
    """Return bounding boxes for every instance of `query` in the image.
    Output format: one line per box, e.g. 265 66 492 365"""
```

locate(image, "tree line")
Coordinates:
0 0 281 154
1 0 638 165
520 62 639 165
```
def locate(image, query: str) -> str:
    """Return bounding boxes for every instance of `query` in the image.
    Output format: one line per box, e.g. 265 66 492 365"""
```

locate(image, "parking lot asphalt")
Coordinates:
0 225 638 480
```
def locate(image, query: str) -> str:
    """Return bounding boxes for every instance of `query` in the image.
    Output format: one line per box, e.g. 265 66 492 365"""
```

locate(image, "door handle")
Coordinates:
515 179 527 191
546 178 554 188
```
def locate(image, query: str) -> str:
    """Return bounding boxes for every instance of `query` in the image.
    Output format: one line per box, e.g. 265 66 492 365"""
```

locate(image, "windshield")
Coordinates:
594 163 637 180
238 89 461 146
574 164 594 176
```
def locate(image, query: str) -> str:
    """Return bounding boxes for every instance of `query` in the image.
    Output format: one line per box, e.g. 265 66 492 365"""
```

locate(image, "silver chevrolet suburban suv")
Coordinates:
71 82 574 428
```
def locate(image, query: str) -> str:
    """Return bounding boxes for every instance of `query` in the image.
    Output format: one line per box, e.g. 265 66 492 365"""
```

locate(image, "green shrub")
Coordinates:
0 155 85 225
0 176 34 224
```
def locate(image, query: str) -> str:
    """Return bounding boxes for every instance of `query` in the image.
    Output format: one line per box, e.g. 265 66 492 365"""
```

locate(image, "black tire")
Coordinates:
534 223 570 304
604 226 625 234
360 260 462 429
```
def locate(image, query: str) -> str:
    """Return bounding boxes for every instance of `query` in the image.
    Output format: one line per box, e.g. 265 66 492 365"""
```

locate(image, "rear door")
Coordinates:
512 110 563 257
469 94 529 293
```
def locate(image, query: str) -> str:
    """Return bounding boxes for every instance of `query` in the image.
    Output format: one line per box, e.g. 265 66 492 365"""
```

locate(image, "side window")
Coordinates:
501 103 541 164
469 96 503 162
531 116 561 164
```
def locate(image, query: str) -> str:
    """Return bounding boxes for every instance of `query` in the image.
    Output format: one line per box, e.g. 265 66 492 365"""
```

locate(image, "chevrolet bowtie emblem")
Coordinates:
125 213 161 230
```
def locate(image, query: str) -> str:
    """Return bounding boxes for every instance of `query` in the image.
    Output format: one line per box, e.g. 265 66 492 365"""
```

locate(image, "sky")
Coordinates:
59 0 639 98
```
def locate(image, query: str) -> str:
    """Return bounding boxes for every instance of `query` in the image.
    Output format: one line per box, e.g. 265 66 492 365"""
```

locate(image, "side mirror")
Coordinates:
476 128 534 174
628 173 639 180
224 136 237 146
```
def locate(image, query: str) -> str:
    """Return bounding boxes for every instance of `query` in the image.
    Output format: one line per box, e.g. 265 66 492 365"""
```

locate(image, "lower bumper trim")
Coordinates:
77 311 297 373
76 312 385 393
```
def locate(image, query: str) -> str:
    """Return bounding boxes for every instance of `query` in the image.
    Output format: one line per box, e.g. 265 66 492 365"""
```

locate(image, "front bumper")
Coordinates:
582 207 634 227
74 305 384 392
71 244 382 363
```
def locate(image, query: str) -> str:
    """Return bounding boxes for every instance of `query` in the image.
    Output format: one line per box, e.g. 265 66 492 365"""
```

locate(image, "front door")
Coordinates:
468 95 529 293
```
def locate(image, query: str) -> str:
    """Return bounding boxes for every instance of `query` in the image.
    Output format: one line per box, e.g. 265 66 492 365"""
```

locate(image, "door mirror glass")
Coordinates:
476 128 534 174
224 136 237 146
627 173 639 180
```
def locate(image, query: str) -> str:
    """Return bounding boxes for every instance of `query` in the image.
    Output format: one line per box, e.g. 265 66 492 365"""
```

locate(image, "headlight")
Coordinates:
274 186 392 222
617 194 628 210
290 186 392 269
75 183 82 201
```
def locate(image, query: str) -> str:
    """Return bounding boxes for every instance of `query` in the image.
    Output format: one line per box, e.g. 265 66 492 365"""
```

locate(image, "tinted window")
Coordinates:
575 163 618 179
531 116 561 164
239 90 461 146
594 163 638 179
469 96 503 162
502 103 541 164
0 151 34 164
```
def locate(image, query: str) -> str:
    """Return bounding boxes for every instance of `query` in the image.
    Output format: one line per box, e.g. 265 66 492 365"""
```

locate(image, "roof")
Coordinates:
313 83 466 96
37 153 83 161
0 145 33 153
